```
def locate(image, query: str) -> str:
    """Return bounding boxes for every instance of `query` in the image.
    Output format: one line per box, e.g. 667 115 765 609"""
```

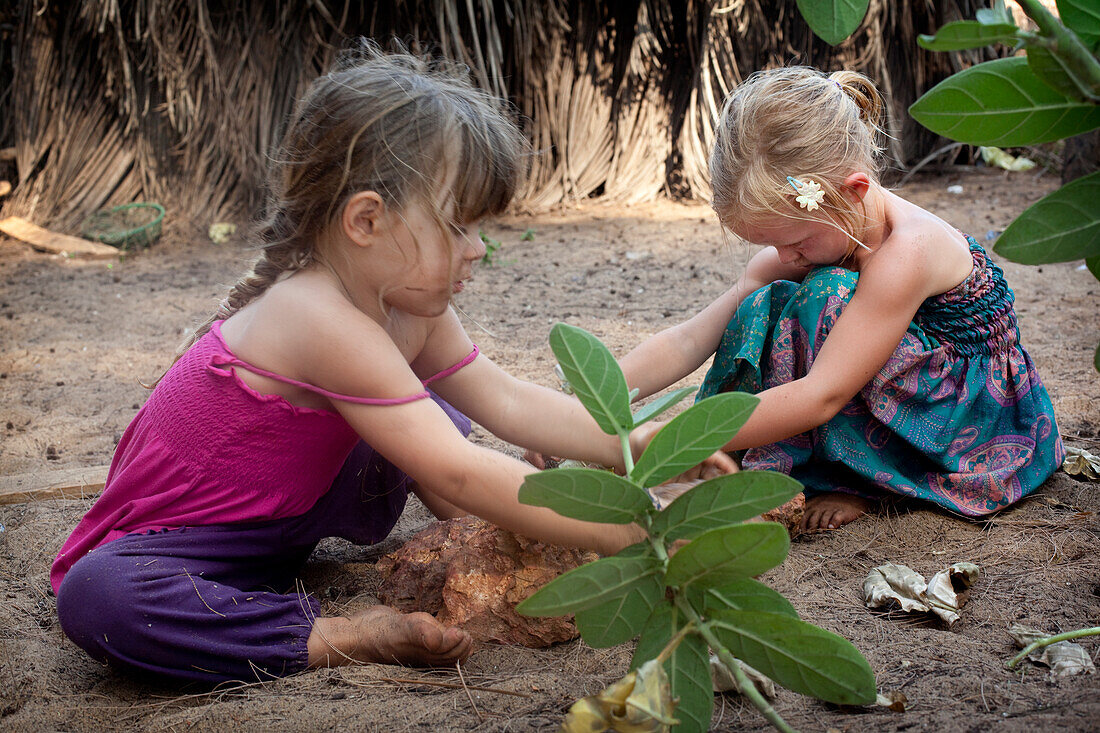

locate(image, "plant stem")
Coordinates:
1007 626 1100 669
620 431 635 476
672 595 797 733
655 621 696 664
1015 0 1100 99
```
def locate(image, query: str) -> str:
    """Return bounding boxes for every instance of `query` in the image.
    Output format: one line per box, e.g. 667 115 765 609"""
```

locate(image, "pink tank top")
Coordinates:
50 321 478 591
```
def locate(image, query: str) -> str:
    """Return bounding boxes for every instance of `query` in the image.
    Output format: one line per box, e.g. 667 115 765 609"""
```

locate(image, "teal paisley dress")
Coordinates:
697 237 1063 516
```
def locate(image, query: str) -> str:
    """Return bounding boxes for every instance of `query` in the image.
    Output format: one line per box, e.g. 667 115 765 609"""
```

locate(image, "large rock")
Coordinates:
376 516 598 648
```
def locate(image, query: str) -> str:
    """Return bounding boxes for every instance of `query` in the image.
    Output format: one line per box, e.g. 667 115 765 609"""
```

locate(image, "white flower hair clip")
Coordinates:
786 176 825 212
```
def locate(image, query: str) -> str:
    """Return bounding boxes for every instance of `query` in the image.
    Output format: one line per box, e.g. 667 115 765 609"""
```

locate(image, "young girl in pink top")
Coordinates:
51 46 733 684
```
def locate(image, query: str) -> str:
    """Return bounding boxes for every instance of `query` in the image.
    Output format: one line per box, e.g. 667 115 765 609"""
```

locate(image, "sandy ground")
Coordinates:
1 167 1098 731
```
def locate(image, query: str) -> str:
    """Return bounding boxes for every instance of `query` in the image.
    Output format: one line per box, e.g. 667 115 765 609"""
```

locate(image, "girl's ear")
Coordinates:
841 171 872 203
343 191 385 247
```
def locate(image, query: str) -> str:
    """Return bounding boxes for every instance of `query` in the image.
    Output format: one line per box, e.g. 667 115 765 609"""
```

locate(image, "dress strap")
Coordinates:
216 355 432 406
210 321 479 406
423 344 480 385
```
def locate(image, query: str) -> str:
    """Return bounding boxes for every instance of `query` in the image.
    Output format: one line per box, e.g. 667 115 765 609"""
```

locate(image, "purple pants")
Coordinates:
56 395 470 684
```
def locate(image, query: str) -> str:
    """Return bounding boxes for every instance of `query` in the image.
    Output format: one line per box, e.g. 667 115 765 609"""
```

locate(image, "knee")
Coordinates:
56 546 152 664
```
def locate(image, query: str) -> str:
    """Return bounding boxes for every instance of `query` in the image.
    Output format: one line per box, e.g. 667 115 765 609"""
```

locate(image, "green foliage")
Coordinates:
516 323 876 731
479 230 503 266
909 57 1100 146
631 393 758 488
994 171 1100 263
652 471 802 541
917 20 1019 51
794 0 870 46
709 610 877 705
906 0 1100 372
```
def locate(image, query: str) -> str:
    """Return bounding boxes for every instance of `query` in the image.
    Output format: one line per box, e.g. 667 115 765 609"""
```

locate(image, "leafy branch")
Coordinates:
907 0 1100 372
516 323 875 732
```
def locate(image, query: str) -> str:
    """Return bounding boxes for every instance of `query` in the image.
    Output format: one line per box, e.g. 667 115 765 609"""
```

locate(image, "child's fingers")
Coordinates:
523 449 548 469
702 450 739 477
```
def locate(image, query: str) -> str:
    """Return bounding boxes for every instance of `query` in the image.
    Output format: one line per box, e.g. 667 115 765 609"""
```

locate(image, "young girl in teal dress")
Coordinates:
617 66 1064 531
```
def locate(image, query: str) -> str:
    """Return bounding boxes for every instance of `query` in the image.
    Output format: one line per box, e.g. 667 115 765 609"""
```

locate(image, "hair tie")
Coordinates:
786 176 825 212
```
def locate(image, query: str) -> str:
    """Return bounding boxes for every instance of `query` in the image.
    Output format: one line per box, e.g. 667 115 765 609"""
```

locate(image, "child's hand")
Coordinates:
523 449 558 470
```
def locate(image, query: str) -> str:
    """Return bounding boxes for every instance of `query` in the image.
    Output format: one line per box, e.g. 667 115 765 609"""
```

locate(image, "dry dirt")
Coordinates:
1 167 1098 732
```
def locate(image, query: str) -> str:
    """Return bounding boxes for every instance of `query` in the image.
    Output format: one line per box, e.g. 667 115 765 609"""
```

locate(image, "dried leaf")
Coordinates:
875 691 908 712
1063 447 1100 480
710 653 776 699
925 562 979 626
560 659 679 733
1009 624 1097 677
863 564 930 613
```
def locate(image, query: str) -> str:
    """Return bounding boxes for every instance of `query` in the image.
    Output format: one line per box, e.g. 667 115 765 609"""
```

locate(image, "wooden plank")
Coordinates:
0 216 119 258
0 465 110 505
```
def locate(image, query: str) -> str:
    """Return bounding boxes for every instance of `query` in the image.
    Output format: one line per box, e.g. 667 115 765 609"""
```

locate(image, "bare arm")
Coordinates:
295 306 643 556
720 244 930 451
619 248 810 400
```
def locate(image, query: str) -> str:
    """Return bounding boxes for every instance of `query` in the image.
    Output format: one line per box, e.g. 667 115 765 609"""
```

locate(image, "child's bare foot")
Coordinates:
307 605 472 668
800 493 872 532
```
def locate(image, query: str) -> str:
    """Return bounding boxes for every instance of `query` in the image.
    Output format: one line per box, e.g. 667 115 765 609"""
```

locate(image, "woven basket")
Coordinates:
82 202 165 250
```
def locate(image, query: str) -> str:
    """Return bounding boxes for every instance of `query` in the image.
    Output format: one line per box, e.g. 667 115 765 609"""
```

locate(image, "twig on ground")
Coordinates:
454 658 485 721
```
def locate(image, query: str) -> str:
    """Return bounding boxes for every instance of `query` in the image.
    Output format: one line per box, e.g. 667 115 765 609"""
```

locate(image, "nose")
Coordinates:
464 231 486 262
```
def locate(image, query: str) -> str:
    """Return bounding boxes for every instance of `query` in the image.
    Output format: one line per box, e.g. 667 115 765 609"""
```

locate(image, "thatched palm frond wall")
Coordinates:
1 1 1001 234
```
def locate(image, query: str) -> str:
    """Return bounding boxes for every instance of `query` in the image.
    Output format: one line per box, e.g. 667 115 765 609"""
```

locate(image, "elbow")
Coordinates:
796 378 850 426
814 390 850 424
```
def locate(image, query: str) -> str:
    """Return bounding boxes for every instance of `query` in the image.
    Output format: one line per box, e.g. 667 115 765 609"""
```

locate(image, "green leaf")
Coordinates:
709 610 877 705
630 605 713 733
994 171 1100 263
663 632 712 733
909 57 1100 146
549 323 632 436
1058 0 1100 48
516 555 661 616
616 539 659 559
574 572 664 648
1026 45 1096 101
631 602 678 671
692 577 800 619
631 386 697 428
794 0 870 46
519 467 654 524
1086 255 1100 280
917 21 1020 51
652 471 803 541
631 393 758 488
665 523 790 589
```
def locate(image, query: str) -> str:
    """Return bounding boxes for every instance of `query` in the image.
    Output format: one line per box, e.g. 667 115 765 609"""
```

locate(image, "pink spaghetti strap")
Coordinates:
210 323 479 406
423 344 480 385
217 356 431 405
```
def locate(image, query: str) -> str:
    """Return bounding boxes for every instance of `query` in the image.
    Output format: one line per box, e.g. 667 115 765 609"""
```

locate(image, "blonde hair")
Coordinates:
710 67 886 252
175 42 525 362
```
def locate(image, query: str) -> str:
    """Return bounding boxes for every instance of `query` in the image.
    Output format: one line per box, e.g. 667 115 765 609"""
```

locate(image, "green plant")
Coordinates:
516 323 876 732
907 0 1100 371
479 230 503 266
